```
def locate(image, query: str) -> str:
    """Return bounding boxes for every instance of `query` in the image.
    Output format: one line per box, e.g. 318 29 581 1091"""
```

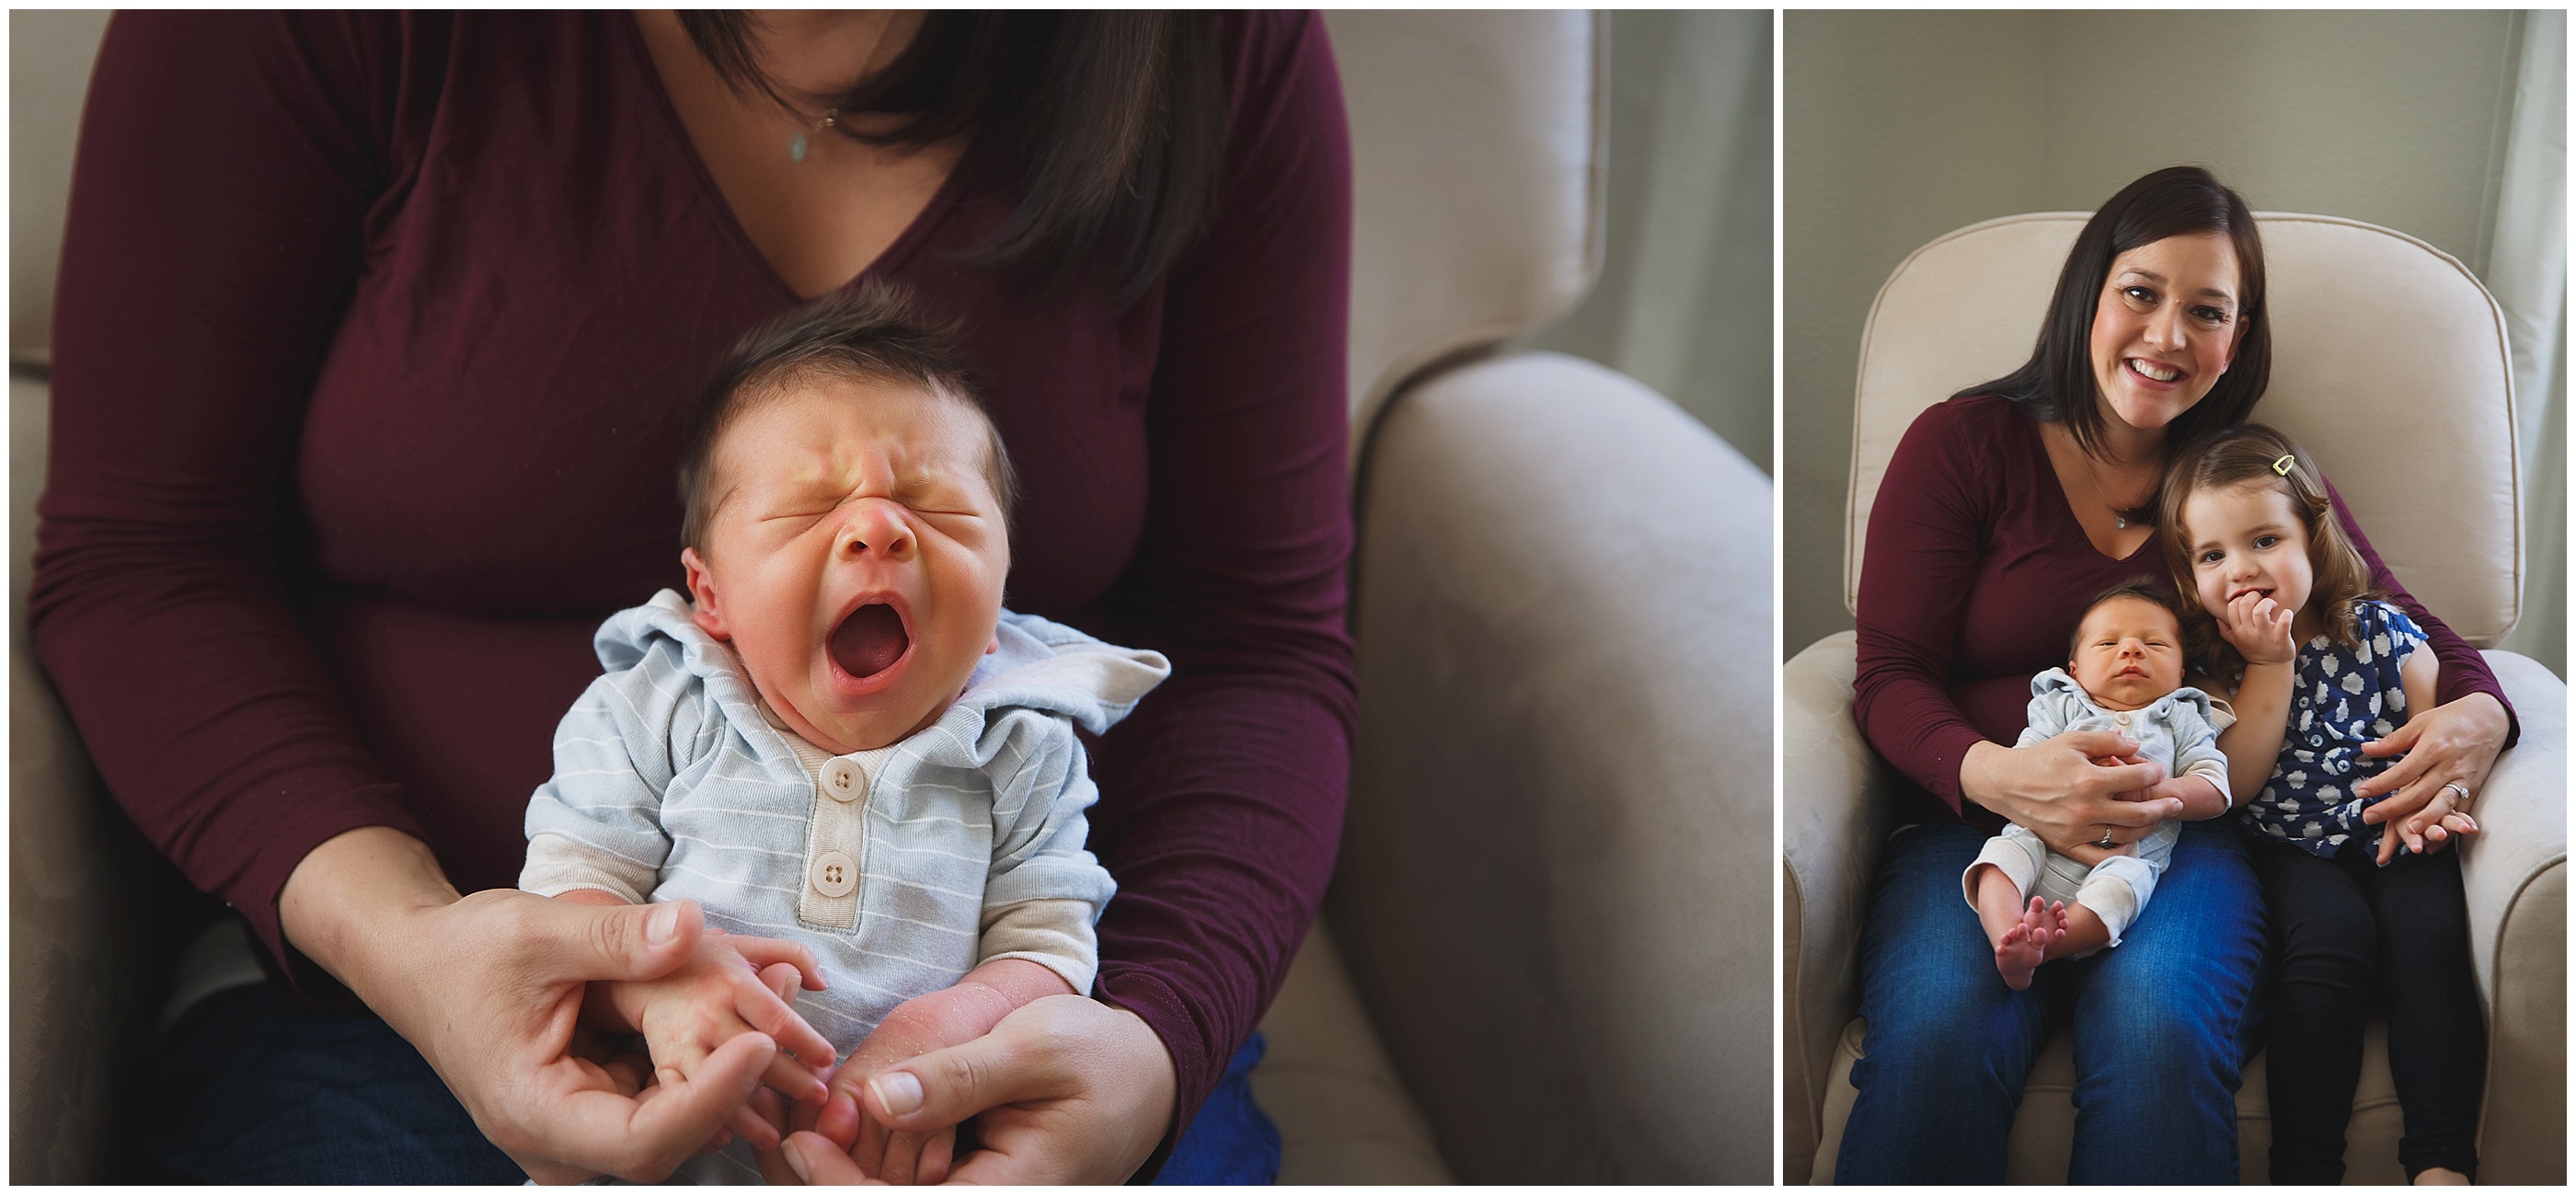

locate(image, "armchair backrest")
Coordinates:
1844 213 2521 646
1326 11 1604 446
10 10 110 365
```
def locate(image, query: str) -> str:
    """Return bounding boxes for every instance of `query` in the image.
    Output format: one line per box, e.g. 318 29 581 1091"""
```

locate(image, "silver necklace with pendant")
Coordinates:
789 109 839 163
2079 450 2145 530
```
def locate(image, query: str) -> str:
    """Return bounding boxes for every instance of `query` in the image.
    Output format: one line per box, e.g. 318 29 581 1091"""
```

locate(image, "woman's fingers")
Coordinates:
2375 783 2463 864
861 1027 1063 1135
512 894 705 987
2353 721 2431 801
2053 730 2143 761
874 1128 937 1185
850 1104 890 1178
535 1029 775 1180
780 1131 880 1185
918 1125 956 1185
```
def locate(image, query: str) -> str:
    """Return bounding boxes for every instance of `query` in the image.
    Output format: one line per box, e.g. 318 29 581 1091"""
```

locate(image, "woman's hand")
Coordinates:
282 827 779 1182
1961 731 2183 856
2353 692 2509 865
770 994 1176 1185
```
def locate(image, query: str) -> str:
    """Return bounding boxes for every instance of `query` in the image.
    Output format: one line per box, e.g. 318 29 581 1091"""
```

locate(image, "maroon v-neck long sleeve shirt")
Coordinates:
1854 395 2514 833
33 11 1353 1132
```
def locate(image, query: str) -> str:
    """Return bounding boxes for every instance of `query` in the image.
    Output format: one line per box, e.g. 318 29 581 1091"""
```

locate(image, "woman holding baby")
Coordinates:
1835 166 2515 1183
36 12 1345 1184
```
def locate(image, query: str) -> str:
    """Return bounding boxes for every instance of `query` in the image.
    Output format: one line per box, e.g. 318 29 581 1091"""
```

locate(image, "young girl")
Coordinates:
2159 423 2483 1186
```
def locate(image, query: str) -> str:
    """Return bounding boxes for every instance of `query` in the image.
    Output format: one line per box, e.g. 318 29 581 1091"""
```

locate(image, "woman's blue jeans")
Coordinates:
1834 820 2265 1184
136 982 1279 1183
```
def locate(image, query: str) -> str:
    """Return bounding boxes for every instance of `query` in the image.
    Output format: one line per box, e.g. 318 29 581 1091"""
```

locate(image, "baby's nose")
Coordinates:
839 500 915 560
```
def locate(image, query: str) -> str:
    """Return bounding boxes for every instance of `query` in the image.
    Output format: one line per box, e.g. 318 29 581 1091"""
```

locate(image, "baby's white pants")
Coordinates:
1961 821 2179 957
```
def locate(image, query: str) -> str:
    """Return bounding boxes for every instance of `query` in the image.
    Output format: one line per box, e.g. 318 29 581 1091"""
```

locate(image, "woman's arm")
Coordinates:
1850 404 2003 814
1080 9 1358 1156
33 9 422 994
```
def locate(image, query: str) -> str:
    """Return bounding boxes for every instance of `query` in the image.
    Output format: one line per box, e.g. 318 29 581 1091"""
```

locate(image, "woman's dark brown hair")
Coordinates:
681 12 1226 304
1957 166 2271 523
2157 422 2379 674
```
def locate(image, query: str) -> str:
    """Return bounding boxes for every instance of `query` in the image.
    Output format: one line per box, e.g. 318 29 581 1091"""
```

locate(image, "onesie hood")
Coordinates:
953 612 1172 735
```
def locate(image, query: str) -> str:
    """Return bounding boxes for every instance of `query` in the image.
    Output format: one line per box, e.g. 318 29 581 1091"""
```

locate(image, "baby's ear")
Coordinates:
985 633 1000 655
680 546 732 641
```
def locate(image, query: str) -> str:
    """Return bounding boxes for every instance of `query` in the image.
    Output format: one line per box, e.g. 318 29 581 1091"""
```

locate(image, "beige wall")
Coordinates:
1785 10 2524 658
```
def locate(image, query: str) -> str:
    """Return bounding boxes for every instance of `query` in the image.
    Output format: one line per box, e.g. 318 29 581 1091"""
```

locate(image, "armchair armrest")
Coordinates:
11 372 164 1181
2463 650 2565 1183
1779 631 1894 1185
1331 352 1769 1182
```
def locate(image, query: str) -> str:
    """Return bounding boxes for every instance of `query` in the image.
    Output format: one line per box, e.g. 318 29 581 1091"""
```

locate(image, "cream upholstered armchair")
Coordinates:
1782 213 2567 1184
12 12 1775 1183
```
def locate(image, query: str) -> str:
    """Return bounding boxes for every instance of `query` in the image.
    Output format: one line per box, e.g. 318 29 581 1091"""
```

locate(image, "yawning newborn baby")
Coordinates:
520 282 1167 1182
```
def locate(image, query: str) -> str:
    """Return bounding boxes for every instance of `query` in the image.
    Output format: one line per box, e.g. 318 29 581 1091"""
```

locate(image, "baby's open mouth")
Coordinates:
829 603 910 679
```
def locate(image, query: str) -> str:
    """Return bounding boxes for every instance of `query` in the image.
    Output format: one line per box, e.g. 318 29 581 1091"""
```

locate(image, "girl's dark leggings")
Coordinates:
2253 835 2484 1183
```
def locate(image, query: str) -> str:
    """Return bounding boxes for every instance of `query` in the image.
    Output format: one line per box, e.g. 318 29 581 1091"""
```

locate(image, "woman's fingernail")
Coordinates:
784 1136 813 1182
871 1072 924 1116
647 902 681 946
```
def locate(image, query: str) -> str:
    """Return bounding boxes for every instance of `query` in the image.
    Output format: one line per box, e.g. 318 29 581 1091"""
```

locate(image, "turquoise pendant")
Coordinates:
789 132 809 162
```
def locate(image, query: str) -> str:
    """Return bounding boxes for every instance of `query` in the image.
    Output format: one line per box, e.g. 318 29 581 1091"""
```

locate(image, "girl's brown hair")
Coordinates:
2157 423 2377 675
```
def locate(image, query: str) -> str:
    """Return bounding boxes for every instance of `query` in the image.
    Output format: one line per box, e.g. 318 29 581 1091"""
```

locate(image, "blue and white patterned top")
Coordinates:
2237 599 2426 857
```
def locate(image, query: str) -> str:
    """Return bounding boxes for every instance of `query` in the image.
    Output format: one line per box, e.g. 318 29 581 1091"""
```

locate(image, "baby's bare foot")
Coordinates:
1994 896 2064 990
1993 900 2042 990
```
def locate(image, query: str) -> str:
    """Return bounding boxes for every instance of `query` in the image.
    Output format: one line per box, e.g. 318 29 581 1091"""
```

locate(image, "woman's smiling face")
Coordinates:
2088 232 2247 435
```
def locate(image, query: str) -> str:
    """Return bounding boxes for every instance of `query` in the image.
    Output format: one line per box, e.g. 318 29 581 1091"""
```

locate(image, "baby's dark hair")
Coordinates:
2156 422 2376 674
2066 577 2186 661
677 280 1018 555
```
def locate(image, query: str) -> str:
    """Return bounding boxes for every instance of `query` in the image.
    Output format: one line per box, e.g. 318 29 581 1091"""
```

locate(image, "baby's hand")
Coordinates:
2215 589 2297 666
594 928 839 1150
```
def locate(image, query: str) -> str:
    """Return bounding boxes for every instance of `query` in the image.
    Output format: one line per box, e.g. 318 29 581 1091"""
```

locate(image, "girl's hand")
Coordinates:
2374 783 2481 864
2214 590 2297 666
2354 692 2508 865
1961 732 2183 857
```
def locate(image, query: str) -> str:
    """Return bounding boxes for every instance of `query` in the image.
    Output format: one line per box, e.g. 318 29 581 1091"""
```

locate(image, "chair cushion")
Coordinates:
1811 1017 2409 1184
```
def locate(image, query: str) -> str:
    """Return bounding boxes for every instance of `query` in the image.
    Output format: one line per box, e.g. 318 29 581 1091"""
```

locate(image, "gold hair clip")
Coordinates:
2271 454 2294 476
